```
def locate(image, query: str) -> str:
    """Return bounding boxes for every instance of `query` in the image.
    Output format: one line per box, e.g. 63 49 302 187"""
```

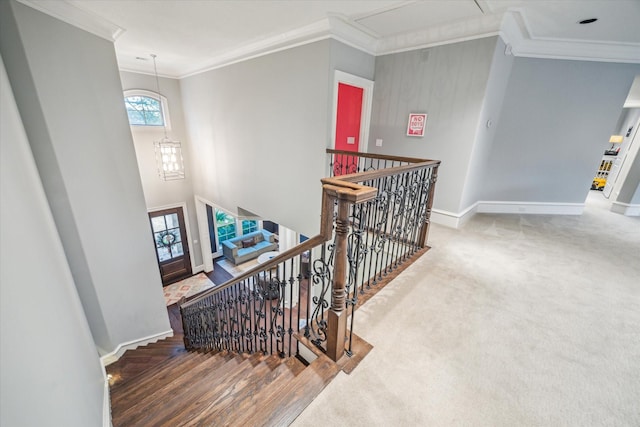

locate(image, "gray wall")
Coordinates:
1 55 105 427
180 40 332 237
368 37 498 213
120 71 203 268
481 57 640 203
328 39 376 81
460 37 514 209
179 39 375 236
0 1 170 355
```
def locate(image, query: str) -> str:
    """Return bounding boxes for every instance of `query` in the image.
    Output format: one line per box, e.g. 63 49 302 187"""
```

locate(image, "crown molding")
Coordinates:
178 7 640 79
376 13 504 55
16 0 124 42
180 19 331 78
326 14 379 56
180 15 378 78
119 68 178 80
500 10 640 64
512 39 640 64
17 0 640 78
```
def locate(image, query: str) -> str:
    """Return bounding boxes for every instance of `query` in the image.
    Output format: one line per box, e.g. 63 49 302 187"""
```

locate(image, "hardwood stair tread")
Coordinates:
107 335 190 386
112 352 244 425
157 355 298 426
229 354 341 427
109 335 347 427
110 350 214 405
185 356 307 426
116 352 270 426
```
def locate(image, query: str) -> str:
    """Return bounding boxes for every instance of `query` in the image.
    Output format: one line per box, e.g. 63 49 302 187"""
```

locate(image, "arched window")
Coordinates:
123 89 171 128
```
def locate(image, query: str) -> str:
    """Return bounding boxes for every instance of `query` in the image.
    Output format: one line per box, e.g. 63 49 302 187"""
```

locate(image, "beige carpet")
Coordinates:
217 258 260 277
163 273 215 306
293 191 640 427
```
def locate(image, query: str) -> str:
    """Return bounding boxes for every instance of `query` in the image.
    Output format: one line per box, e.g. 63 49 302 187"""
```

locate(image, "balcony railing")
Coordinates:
180 149 440 362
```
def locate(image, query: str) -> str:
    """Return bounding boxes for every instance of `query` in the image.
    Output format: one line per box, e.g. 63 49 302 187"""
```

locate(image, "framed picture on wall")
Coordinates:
407 113 427 137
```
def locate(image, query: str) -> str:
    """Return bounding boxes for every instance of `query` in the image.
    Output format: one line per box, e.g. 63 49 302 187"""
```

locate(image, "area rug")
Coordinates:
216 258 260 277
163 273 216 306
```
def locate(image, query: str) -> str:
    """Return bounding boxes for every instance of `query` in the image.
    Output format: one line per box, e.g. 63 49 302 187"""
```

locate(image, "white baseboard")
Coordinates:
611 201 640 216
431 201 585 228
100 329 174 366
476 201 584 215
431 203 478 228
193 264 205 274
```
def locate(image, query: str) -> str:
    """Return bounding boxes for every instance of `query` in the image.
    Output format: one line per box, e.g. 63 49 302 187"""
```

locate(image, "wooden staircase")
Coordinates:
107 334 341 427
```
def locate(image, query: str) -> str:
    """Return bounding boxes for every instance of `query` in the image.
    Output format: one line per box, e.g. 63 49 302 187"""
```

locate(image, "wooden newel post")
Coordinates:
326 196 350 361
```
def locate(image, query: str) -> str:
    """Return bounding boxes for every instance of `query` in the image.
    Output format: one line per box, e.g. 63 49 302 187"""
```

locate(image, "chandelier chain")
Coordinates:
150 53 169 140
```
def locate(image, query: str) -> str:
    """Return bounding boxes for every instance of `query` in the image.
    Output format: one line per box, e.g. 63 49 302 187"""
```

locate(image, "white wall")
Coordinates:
120 71 203 268
632 184 640 204
368 37 498 214
480 57 640 204
180 40 332 237
1 54 106 427
607 108 640 205
0 1 170 355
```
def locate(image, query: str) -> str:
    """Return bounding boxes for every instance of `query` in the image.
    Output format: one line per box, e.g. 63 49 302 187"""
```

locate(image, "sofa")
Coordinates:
221 229 278 265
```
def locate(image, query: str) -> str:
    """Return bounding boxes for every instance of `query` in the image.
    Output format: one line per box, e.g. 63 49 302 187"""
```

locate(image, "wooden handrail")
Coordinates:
181 149 440 362
324 159 441 183
327 148 438 165
181 176 378 309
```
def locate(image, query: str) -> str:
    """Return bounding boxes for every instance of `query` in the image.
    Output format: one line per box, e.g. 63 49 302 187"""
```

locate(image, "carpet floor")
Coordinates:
163 273 216 306
293 191 640 427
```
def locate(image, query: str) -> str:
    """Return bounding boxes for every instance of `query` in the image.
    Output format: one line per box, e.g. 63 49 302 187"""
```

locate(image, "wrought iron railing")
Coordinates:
180 149 440 362
329 149 418 176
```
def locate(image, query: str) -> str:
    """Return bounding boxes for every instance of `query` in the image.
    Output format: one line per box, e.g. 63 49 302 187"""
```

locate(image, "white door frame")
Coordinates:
195 195 230 270
194 196 215 272
194 196 263 270
330 70 374 153
608 117 640 202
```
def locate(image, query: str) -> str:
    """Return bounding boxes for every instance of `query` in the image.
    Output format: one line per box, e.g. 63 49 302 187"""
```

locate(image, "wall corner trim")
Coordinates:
103 375 111 427
431 203 478 228
610 201 640 216
100 329 174 366
16 0 124 42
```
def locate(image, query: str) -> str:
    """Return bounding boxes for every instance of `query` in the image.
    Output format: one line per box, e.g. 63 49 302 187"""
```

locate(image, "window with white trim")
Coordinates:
124 89 171 128
242 220 258 234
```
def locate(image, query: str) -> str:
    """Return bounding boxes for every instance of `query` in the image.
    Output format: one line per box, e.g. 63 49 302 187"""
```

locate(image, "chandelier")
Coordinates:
151 54 185 180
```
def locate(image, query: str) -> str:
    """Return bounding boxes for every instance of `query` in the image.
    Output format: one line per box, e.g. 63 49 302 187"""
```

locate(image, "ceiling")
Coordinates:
20 0 640 79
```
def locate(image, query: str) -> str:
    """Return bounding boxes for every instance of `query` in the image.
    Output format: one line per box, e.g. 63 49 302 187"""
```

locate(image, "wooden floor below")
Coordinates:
107 324 342 426
107 259 341 426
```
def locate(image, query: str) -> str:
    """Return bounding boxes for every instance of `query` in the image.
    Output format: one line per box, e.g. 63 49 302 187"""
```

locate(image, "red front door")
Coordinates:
335 83 364 174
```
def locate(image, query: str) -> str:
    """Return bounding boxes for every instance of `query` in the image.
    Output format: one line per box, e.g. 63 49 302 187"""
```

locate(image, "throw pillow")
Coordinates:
242 238 255 248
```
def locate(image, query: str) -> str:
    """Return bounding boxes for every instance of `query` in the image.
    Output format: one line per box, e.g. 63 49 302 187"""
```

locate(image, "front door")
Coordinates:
149 207 192 285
